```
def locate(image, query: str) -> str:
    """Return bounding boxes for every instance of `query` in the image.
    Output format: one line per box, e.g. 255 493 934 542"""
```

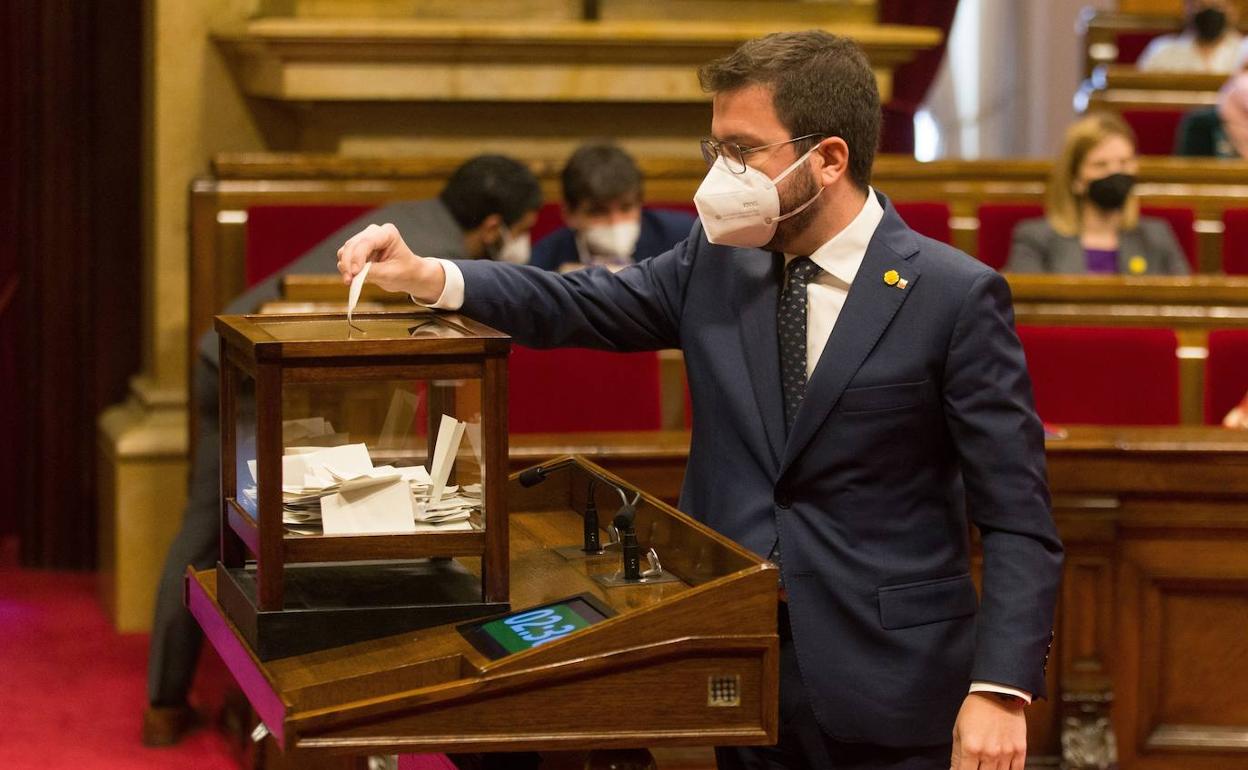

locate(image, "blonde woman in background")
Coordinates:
1005 112 1190 276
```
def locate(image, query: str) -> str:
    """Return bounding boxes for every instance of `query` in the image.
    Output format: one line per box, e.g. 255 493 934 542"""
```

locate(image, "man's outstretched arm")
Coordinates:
337 221 697 352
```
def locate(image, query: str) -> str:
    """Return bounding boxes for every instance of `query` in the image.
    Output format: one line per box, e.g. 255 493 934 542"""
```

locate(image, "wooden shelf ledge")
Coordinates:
213 18 941 102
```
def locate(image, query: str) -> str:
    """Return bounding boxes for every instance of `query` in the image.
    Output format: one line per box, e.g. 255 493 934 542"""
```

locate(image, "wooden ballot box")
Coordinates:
214 310 511 660
186 456 779 756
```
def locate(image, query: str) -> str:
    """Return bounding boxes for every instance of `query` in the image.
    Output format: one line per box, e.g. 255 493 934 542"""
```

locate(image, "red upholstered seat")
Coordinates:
1222 209 1248 275
245 204 373 287
1119 109 1186 156
1114 31 1168 64
978 203 1044 270
508 346 662 433
1016 325 1180 425
661 202 699 219
894 201 952 244
530 202 700 244
1140 205 1197 271
530 202 567 243
1205 330 1248 424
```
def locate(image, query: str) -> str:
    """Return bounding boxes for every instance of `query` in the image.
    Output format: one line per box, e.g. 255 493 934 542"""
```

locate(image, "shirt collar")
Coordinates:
785 187 884 285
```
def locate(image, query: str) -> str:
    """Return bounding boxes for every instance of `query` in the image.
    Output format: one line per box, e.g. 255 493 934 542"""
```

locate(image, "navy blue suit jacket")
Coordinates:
454 192 1063 746
529 207 696 271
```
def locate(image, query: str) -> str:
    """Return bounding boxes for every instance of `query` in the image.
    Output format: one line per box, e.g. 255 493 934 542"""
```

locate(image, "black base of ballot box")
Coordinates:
214 558 509 660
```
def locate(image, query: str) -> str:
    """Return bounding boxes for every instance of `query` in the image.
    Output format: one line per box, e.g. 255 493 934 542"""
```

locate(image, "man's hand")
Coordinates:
1226 406 1248 429
951 692 1027 770
335 223 445 303
1224 395 1248 429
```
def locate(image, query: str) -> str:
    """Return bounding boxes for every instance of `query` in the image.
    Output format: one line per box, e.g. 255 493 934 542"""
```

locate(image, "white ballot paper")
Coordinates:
464 421 483 467
320 475 417 535
347 261 371 330
281 442 373 488
428 414 467 503
378 388 422 451
246 442 374 488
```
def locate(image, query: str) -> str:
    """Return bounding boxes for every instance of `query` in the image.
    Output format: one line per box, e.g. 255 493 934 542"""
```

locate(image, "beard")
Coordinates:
764 161 823 253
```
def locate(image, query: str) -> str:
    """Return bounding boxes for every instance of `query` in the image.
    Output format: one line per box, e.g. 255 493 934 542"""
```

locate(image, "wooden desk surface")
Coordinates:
506 425 1248 501
189 459 777 754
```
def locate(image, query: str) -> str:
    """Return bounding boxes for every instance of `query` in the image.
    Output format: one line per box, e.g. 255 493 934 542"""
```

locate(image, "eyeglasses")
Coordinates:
699 133 825 174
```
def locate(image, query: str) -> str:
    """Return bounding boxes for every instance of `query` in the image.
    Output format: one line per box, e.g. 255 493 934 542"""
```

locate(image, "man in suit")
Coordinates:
337 32 1063 770
143 155 542 746
530 142 695 272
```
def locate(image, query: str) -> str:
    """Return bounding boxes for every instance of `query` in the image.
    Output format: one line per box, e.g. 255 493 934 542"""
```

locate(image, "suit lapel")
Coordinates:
778 206 921 477
736 250 787 470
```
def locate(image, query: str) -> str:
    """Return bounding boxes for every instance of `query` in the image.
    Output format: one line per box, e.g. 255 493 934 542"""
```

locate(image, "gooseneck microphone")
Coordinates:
519 458 648 576
583 478 601 553
518 460 567 488
519 458 636 509
613 502 641 581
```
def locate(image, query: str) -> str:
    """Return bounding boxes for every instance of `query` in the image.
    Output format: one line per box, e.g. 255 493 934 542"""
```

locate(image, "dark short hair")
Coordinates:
698 30 880 189
439 155 542 230
561 143 643 209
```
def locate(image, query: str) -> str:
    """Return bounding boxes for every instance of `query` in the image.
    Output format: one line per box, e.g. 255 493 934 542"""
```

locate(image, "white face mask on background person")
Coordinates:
693 144 824 248
579 219 642 264
494 226 531 264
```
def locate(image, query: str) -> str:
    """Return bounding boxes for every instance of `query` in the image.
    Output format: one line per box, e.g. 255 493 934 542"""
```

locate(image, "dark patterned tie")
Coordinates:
772 256 820 576
778 256 821 432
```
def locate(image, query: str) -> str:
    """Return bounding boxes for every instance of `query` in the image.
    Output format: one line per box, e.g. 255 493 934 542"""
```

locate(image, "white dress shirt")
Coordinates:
1136 30 1246 73
424 189 1032 704
784 187 881 379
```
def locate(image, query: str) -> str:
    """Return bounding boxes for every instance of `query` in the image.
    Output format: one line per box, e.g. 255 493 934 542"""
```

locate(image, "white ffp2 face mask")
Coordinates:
495 226 531 264
579 219 642 264
693 145 823 248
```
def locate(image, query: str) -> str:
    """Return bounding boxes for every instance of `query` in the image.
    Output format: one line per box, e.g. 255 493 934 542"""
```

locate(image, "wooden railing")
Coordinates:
193 153 1248 375
1080 64 1227 115
276 272 1248 426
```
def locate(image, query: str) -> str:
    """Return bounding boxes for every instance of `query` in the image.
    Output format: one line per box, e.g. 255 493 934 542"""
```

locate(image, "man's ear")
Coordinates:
462 213 505 258
477 213 505 243
560 202 583 231
815 137 850 188
469 213 501 249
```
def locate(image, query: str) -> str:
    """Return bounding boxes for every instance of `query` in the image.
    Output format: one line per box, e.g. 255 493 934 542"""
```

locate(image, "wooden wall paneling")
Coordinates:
1052 497 1120 770
1117 0 1183 14
1114 504 1248 769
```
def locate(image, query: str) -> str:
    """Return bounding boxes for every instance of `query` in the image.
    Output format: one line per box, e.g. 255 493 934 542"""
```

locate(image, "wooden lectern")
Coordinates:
187 457 779 763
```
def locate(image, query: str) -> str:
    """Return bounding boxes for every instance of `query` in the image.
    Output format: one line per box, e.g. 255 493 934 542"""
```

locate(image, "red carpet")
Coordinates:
0 551 239 769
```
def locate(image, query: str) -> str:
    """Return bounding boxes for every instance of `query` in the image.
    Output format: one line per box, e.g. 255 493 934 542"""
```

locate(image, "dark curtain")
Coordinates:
878 0 961 155
2 0 143 566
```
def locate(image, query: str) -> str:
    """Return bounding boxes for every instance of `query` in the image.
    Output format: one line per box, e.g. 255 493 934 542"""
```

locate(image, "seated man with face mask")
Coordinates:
1137 0 1245 74
529 143 696 272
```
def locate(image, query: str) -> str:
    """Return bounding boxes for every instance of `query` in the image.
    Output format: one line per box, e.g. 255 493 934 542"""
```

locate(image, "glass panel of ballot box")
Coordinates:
215 311 510 660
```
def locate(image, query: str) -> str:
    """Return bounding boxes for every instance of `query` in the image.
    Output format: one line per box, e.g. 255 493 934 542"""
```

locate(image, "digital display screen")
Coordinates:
458 594 614 660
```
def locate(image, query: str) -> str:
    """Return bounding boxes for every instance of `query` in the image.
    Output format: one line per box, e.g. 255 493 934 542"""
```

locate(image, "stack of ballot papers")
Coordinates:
242 415 481 536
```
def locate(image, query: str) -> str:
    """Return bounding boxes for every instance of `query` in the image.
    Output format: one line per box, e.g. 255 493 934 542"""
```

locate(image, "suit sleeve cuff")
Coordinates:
969 681 1033 704
413 259 464 310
